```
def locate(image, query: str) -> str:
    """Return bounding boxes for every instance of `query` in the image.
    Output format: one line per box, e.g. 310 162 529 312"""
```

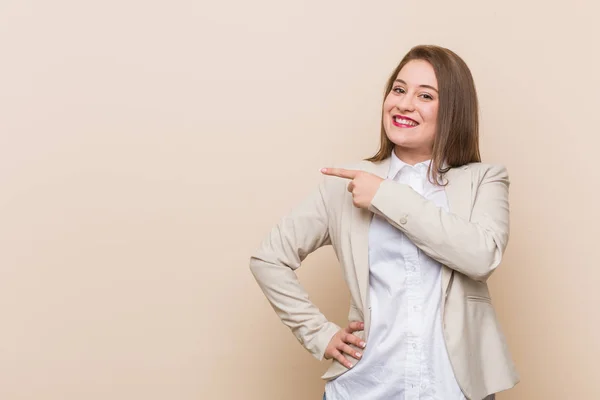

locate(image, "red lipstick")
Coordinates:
392 114 419 128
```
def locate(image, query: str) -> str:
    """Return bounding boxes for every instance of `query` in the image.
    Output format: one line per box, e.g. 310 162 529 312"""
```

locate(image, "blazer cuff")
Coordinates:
368 179 414 223
308 321 341 361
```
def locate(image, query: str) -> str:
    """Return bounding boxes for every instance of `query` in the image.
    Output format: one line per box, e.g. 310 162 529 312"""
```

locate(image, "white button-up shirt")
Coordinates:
325 152 465 400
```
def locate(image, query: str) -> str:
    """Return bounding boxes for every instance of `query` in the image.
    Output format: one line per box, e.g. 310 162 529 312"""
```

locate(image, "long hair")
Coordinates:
366 45 481 185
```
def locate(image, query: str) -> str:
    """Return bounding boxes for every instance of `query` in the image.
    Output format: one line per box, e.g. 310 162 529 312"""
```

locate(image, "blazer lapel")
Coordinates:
350 158 390 311
441 165 472 294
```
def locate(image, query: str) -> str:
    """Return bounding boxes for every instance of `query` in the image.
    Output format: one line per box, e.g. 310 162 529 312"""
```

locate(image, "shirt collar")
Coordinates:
387 151 432 180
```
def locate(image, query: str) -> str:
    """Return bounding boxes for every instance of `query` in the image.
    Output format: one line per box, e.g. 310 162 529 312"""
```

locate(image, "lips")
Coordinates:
392 115 419 128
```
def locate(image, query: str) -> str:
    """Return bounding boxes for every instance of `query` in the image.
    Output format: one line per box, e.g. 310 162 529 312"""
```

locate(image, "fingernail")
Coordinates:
360 323 364 328
355 352 362 358
360 341 366 348
320 168 327 173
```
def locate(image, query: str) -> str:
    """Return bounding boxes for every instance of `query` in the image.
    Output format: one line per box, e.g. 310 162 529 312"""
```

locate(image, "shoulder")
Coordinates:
461 162 510 186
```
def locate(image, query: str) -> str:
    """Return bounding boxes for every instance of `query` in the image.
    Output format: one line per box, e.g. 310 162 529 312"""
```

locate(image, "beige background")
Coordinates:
1 0 599 399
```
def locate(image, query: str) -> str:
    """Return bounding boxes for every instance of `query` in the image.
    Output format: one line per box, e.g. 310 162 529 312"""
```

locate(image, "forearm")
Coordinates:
368 169 509 281
250 257 340 359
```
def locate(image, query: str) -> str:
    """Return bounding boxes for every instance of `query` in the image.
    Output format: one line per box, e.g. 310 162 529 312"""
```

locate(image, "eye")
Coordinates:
419 93 434 100
392 86 406 94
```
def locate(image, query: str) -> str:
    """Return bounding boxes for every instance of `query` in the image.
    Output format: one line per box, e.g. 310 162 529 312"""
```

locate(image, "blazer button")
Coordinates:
399 217 408 224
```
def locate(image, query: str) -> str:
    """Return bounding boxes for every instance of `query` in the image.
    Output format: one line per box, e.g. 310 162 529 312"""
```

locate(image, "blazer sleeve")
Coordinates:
368 164 510 282
249 178 341 361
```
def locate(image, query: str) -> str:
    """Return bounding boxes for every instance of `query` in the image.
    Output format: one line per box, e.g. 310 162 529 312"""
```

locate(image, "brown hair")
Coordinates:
366 45 481 185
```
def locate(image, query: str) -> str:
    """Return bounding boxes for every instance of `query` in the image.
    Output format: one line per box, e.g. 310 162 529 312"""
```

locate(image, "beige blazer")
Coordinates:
250 157 519 400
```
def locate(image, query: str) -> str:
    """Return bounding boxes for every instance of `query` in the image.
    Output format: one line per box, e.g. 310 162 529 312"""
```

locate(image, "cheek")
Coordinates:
423 104 439 127
382 95 395 112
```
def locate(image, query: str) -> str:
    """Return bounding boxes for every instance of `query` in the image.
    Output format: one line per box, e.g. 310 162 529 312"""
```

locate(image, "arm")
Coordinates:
249 179 340 360
368 164 510 282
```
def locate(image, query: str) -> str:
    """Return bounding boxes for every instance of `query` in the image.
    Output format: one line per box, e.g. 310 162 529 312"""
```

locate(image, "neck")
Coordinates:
393 146 432 166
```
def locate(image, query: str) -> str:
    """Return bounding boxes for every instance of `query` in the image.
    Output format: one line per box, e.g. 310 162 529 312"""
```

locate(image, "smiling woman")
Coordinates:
250 45 518 400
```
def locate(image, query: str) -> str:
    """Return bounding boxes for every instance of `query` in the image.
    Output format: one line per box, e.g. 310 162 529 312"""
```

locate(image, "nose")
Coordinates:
397 92 415 113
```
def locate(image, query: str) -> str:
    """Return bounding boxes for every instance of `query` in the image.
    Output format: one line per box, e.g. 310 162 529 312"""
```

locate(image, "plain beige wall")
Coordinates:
1 0 599 399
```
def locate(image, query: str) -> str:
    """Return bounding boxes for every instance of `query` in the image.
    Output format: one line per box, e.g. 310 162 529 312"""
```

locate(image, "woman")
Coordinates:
249 45 519 400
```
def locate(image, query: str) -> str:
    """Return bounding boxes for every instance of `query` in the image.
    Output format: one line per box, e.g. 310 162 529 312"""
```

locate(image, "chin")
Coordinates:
386 132 418 148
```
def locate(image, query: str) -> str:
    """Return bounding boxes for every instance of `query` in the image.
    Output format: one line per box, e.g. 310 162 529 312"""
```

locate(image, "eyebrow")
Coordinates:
395 79 438 93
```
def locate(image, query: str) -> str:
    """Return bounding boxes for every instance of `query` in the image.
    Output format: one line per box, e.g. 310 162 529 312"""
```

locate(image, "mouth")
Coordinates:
392 115 419 128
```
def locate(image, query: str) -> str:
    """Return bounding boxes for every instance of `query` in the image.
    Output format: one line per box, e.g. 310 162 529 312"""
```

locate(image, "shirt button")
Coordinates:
399 217 408 224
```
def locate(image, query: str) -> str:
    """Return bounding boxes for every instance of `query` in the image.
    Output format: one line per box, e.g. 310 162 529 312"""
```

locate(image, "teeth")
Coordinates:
394 116 417 126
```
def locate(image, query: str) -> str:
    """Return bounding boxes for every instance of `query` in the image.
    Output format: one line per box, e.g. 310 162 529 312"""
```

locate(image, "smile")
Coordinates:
392 115 419 128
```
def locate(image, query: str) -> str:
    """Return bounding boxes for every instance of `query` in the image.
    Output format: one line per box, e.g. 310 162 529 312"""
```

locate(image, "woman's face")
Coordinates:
383 59 439 159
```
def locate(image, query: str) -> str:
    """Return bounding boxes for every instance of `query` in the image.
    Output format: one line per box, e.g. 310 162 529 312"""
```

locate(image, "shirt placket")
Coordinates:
404 168 424 399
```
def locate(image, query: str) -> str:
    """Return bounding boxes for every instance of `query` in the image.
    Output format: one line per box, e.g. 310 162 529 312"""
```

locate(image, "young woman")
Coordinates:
250 45 519 400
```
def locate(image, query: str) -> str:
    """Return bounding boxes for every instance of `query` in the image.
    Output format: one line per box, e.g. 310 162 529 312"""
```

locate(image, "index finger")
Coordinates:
321 167 359 180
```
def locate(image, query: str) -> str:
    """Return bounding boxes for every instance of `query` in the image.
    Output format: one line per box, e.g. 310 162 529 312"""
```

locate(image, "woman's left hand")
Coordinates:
321 168 384 209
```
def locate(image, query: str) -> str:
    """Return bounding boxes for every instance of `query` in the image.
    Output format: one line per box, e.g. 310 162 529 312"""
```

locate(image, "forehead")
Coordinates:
396 60 437 87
